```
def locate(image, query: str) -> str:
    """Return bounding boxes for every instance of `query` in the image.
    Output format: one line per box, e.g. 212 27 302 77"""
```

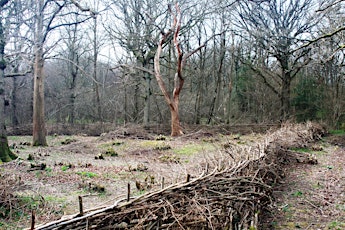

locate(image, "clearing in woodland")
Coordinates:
0 124 344 229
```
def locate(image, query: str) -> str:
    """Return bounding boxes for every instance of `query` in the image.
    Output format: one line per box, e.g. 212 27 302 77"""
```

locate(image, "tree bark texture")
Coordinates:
33 48 47 146
143 73 151 126
280 74 292 121
32 0 47 146
92 17 102 122
67 23 79 124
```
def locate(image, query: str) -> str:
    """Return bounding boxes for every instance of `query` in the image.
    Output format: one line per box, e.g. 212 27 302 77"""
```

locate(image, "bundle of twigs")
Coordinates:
34 122 325 230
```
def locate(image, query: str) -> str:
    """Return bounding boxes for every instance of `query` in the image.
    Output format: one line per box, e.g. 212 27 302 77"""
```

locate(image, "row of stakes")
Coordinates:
30 174 192 230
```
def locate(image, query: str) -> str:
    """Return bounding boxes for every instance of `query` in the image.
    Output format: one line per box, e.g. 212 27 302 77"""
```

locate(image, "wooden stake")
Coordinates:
30 210 35 230
186 174 190 182
161 177 165 189
127 183 130 202
78 196 84 216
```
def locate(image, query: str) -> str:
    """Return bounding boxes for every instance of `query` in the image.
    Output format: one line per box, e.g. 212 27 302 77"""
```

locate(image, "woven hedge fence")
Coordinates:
33 122 325 230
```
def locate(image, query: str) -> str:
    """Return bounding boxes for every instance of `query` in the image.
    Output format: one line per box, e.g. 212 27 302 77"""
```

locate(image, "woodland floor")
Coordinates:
0 124 344 229
262 133 345 230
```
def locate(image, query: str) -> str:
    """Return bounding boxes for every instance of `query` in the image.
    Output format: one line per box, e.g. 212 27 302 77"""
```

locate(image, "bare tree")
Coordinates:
3 0 32 128
107 0 166 125
64 21 82 124
236 0 322 121
154 3 215 136
31 0 95 146
207 12 228 124
311 0 345 127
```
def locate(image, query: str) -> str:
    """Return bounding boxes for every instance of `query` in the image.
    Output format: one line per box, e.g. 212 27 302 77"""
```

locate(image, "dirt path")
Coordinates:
264 135 345 229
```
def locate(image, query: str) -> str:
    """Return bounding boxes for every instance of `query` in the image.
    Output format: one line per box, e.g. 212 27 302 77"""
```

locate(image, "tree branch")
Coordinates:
42 2 66 44
245 63 280 96
0 0 9 7
70 0 97 17
294 26 345 52
5 70 32 78
316 0 344 12
173 3 184 98
111 64 155 76
154 31 174 109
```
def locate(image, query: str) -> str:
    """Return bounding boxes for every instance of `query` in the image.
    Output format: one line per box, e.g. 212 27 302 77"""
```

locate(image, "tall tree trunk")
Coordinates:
33 46 47 146
11 76 19 126
208 30 226 124
68 73 77 124
32 0 47 146
92 17 102 122
194 25 205 125
170 104 182 136
280 75 291 121
154 32 184 136
124 83 128 124
158 5 185 136
194 82 203 124
133 79 139 122
0 16 17 162
280 56 292 121
67 23 79 124
143 72 151 126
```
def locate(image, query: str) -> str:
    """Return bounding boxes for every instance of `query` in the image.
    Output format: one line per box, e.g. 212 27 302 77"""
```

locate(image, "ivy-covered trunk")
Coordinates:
0 15 16 163
0 135 17 163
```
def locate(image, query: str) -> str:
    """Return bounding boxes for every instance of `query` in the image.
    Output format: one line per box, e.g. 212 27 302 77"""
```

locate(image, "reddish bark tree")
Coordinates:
154 4 212 136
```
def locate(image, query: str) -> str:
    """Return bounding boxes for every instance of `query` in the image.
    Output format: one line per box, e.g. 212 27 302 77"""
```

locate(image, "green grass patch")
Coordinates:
140 140 161 148
112 141 124 146
290 147 311 153
312 182 323 189
98 140 125 149
328 221 345 230
44 195 66 203
329 130 345 135
292 191 303 197
282 204 290 212
98 142 114 149
76 171 97 178
174 143 214 156
326 165 334 170
61 165 69 171
8 136 31 142
102 147 118 157
133 190 146 197
140 141 171 150
19 195 44 209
